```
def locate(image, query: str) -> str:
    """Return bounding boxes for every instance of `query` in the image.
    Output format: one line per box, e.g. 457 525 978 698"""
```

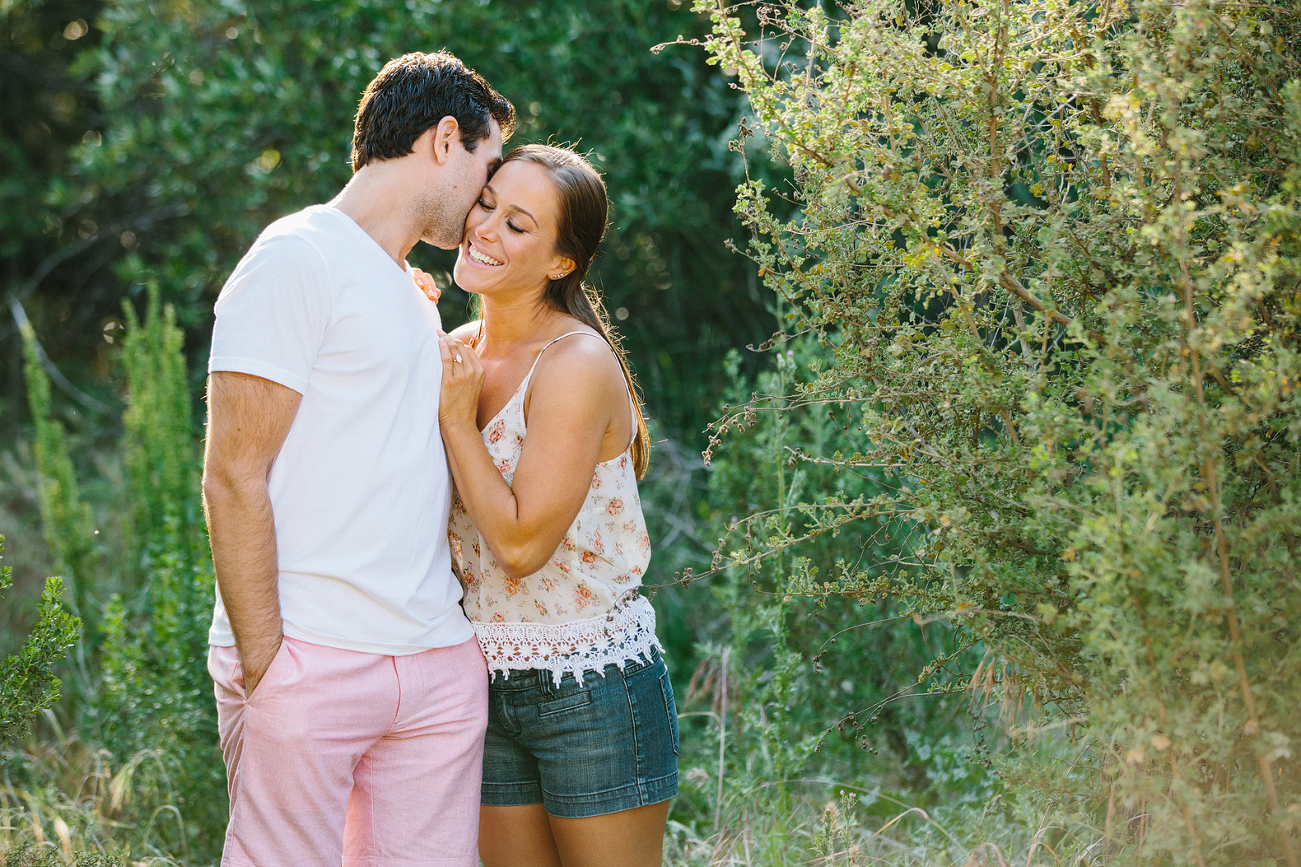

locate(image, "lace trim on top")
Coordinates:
473 595 659 686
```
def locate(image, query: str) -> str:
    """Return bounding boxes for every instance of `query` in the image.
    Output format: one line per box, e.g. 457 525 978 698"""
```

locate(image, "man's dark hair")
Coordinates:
351 52 515 171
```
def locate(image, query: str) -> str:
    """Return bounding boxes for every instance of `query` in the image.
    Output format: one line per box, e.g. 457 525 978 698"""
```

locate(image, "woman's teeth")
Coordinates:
468 246 502 266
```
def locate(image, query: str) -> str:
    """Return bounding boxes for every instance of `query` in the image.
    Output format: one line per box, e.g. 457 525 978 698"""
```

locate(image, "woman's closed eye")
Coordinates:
478 199 525 234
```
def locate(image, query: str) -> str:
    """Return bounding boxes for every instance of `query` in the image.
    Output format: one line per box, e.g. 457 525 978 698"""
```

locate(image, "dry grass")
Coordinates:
662 798 1104 867
0 714 188 866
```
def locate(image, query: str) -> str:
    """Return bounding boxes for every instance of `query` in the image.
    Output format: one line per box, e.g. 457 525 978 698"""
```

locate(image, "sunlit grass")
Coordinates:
1 714 189 866
663 788 1104 867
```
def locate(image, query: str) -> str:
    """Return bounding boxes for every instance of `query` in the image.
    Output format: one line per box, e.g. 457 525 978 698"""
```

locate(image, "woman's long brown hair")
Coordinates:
500 144 650 478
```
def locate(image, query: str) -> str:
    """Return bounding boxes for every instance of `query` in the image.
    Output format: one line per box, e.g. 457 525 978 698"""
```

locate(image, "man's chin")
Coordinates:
420 232 464 251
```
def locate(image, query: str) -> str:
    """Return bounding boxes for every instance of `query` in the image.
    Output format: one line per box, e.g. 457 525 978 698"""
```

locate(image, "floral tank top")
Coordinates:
448 331 658 685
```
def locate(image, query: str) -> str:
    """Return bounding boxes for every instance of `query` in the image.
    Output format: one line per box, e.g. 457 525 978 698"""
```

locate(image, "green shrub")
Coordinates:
698 338 969 787
85 284 220 859
3 843 122 867
0 538 79 751
20 329 95 622
695 0 1301 863
119 283 200 555
666 334 1010 863
18 280 222 860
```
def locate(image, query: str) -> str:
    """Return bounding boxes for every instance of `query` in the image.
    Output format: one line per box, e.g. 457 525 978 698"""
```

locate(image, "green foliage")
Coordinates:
1 0 113 430
698 338 957 781
16 279 220 858
3 844 121 867
84 289 218 860
666 336 1002 860
696 0 1301 863
4 0 770 438
88 522 220 860
1 717 196 863
20 328 95 619
119 282 199 558
0 538 80 751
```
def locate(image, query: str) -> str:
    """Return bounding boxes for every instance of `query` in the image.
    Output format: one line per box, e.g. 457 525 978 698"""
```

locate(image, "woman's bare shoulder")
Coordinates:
533 328 625 393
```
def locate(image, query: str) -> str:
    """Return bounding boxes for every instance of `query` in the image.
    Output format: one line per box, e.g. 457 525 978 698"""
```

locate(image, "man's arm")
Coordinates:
201 371 301 695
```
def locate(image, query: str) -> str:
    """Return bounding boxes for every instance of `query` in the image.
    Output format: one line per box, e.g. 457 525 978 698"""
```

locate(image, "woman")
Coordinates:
436 144 677 867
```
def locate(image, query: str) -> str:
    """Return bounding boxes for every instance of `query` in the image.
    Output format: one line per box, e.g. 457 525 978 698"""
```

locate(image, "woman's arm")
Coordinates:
438 332 627 579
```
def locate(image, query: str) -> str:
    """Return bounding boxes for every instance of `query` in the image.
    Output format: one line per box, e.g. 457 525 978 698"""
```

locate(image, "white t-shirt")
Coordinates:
207 204 473 654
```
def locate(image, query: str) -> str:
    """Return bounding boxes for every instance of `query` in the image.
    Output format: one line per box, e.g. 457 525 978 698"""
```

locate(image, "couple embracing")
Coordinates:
201 52 677 867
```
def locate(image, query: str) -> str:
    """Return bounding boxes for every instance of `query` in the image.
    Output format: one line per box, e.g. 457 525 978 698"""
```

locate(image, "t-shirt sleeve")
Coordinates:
208 231 331 395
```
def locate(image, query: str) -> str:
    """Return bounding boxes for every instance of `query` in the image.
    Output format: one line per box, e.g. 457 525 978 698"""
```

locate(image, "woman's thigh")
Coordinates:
479 804 562 867
480 801 670 867
548 801 672 867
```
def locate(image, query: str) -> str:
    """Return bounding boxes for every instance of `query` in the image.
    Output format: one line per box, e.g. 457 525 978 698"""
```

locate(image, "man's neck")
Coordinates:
328 165 420 266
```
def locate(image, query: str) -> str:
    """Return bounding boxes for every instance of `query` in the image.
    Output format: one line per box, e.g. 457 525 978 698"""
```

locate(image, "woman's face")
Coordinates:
453 159 574 299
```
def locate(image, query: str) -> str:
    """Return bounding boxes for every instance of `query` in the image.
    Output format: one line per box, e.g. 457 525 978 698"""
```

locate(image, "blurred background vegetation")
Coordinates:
2 0 1297 865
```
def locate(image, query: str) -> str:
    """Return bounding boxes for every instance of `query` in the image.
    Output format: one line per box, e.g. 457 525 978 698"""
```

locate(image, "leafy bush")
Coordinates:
0 538 79 751
695 0 1301 863
3 844 121 867
86 285 219 859
20 328 96 623
697 338 970 785
4 0 768 438
16 281 221 860
662 335 1022 862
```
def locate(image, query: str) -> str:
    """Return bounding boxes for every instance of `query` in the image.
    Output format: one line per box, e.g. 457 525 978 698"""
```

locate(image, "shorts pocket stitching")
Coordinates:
658 671 679 757
537 690 594 717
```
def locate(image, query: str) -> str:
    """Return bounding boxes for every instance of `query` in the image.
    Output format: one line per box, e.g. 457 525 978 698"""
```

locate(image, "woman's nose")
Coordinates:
473 216 498 242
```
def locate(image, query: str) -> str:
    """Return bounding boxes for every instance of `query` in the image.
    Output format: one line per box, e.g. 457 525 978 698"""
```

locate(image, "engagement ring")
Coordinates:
455 353 463 363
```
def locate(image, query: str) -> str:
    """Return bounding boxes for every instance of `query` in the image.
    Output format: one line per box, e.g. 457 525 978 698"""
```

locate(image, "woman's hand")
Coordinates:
437 332 484 432
436 332 628 579
413 267 441 302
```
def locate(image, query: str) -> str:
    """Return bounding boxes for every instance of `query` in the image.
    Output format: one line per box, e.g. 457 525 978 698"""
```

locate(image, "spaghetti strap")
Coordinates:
522 331 638 448
523 330 602 383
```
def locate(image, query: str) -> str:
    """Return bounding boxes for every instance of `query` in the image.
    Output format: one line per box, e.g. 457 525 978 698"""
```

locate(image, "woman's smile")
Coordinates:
452 160 572 295
465 241 503 267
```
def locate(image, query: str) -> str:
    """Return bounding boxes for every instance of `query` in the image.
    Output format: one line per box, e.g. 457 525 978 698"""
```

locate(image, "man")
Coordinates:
201 52 514 867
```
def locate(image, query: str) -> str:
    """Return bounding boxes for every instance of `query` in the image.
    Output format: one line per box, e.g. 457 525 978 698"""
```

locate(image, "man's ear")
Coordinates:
428 116 460 166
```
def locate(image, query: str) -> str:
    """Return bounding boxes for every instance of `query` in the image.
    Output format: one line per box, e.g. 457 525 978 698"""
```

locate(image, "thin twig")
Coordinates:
7 294 114 416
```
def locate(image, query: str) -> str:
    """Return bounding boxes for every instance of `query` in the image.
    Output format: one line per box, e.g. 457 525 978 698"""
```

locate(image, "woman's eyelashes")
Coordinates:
476 198 526 234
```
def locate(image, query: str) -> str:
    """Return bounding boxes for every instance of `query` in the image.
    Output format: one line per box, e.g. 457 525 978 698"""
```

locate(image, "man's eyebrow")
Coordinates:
487 157 503 175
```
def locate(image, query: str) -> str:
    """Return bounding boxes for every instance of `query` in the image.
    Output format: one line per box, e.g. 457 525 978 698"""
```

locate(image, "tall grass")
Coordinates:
2 712 182 865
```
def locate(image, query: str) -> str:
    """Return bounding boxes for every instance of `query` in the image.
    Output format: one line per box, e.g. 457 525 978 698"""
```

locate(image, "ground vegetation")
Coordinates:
688 0 1301 863
2 0 1298 864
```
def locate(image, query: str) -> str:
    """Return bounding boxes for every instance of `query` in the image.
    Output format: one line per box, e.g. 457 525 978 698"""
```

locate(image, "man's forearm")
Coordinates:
204 476 283 694
202 371 301 694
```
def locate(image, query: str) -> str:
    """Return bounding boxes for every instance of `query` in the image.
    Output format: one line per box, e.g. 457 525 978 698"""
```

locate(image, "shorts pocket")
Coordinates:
538 689 594 717
658 670 680 757
208 644 244 698
242 637 292 705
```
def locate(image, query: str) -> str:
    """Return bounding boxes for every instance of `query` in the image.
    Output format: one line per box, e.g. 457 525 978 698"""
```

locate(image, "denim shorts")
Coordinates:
481 648 679 818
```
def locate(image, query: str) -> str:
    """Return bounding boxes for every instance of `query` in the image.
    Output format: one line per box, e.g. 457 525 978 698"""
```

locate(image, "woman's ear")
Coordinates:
550 256 577 281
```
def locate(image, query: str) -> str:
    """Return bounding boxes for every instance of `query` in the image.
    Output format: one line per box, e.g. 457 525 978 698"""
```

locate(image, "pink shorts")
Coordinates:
208 636 488 867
